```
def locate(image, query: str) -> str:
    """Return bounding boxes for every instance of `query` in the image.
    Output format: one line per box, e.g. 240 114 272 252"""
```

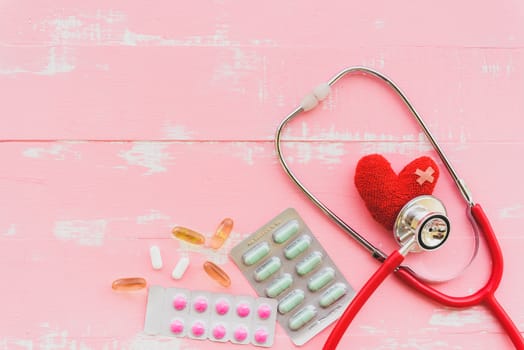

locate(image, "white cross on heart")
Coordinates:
415 167 435 185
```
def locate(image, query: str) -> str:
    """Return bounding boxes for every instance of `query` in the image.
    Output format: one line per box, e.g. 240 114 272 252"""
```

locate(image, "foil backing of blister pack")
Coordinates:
230 208 356 346
144 286 278 347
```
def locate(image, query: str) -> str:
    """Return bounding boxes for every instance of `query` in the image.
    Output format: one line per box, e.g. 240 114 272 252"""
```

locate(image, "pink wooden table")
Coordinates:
1 1 523 349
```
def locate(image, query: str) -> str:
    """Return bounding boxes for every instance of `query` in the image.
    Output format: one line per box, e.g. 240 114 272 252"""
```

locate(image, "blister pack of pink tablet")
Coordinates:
144 286 278 347
230 208 356 346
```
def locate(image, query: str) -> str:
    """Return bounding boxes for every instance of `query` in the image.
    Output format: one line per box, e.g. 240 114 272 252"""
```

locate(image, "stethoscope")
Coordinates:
274 67 524 349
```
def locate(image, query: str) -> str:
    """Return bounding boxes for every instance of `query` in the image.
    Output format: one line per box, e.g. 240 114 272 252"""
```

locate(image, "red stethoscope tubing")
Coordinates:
323 250 405 350
323 204 524 350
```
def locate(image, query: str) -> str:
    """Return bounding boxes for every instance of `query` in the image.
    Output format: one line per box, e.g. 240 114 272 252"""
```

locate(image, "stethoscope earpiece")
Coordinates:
393 195 450 253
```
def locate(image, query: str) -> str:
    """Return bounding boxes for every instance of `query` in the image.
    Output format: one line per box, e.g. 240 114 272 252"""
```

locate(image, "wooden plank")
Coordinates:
1 1 523 47
1 46 522 141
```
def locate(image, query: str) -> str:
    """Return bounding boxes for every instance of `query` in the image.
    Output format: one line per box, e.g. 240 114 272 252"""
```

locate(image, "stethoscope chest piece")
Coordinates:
393 195 450 252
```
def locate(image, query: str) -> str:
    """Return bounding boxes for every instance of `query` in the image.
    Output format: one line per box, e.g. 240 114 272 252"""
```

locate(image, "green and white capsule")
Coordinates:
265 273 293 298
319 283 347 308
284 235 311 260
288 305 317 331
278 289 305 314
307 267 335 292
296 251 323 276
254 256 282 282
272 220 300 244
242 241 270 266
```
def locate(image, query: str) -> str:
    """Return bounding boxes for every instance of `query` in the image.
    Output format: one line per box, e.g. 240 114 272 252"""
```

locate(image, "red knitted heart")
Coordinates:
354 154 440 230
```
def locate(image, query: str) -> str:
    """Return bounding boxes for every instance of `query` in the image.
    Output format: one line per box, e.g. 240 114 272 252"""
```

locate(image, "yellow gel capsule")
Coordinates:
203 261 231 287
209 218 234 250
111 277 147 291
289 305 317 331
172 226 206 245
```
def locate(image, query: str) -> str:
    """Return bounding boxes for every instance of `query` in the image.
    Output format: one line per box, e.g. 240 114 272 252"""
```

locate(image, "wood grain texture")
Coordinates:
0 1 522 349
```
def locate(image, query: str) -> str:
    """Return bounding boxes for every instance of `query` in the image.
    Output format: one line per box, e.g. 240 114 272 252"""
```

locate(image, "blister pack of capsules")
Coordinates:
230 208 356 346
144 286 278 347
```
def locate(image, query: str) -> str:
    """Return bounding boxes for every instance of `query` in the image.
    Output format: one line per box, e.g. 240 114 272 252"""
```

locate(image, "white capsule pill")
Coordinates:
308 267 335 292
278 289 305 314
265 273 293 298
171 256 190 280
284 235 311 260
242 241 270 266
272 220 300 244
296 251 323 276
319 283 348 308
254 257 282 282
289 305 317 331
150 245 163 270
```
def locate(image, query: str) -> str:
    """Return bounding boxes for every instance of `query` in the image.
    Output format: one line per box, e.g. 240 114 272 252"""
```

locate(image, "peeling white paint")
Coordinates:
212 48 263 92
482 63 501 75
0 337 33 350
480 57 514 77
362 140 433 155
23 144 79 160
122 30 178 47
40 11 277 47
4 224 16 236
126 333 181 350
230 142 266 165
281 142 346 164
374 19 386 30
118 142 172 175
362 54 385 69
500 204 523 218
37 325 91 350
137 210 171 224
163 123 193 140
377 337 455 349
95 63 110 71
0 47 75 76
41 47 76 75
295 142 345 164
38 15 104 45
122 27 275 48
257 55 269 103
359 324 387 335
126 19 275 47
44 16 84 41
39 324 101 350
429 307 487 327
54 219 107 246
94 10 126 24
286 125 426 143
36 12 272 48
